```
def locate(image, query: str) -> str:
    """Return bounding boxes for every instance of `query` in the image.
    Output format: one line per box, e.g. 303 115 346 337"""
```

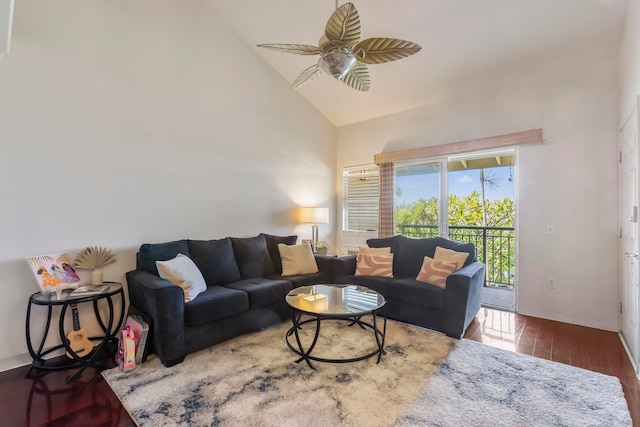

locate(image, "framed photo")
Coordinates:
26 252 82 293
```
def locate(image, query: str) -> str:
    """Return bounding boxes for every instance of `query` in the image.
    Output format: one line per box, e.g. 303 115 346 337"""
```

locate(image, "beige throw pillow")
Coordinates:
359 246 391 255
355 253 393 277
416 256 458 288
156 253 207 302
434 246 470 270
278 243 319 276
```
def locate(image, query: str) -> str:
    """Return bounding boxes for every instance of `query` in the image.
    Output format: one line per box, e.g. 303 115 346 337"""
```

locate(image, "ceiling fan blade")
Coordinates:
354 38 422 64
257 44 321 55
341 62 370 91
325 2 361 46
318 34 341 53
291 64 322 90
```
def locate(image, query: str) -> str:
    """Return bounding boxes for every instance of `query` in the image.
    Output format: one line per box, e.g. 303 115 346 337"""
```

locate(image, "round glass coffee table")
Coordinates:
285 284 387 370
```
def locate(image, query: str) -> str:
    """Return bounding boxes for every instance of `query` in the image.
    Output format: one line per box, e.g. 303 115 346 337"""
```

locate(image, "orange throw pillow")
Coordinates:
355 253 393 277
359 246 391 255
416 256 458 288
434 246 469 270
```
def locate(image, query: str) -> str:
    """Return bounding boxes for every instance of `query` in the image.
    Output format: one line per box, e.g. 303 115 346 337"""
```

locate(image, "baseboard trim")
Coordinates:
0 353 34 373
618 332 640 380
517 307 618 332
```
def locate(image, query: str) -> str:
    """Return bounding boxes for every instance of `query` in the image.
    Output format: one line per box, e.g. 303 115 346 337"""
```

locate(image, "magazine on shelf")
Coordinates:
125 315 149 364
71 284 109 296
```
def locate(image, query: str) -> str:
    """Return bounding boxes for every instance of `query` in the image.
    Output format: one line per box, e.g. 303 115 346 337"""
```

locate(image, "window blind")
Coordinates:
343 167 379 232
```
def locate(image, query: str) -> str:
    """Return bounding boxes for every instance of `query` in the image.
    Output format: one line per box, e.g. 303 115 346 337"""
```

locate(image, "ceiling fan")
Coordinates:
257 2 421 91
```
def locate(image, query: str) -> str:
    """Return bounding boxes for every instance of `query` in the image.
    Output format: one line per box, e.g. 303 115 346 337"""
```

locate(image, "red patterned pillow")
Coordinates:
416 256 458 288
355 253 393 278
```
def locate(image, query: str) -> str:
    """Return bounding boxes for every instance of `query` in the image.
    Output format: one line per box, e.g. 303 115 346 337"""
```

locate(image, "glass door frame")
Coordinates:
394 157 449 237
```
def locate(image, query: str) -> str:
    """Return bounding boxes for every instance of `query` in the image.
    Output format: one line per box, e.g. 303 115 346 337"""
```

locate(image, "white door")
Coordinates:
619 101 639 374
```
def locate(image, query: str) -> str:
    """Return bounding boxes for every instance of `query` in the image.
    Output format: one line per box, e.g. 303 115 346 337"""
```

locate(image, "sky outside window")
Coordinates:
396 166 514 206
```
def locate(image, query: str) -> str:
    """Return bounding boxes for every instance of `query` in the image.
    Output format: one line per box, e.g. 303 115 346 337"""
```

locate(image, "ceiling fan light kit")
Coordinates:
317 51 357 79
257 2 421 91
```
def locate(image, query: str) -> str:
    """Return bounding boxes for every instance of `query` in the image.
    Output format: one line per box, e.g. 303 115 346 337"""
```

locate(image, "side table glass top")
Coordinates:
286 284 385 316
30 282 122 305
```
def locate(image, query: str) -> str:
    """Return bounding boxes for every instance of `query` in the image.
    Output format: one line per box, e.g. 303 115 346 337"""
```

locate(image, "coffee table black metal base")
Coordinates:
286 312 387 370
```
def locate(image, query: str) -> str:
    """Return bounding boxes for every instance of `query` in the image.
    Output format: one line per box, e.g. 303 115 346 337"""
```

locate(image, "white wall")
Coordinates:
0 0 336 370
620 0 639 122
0 0 12 57
337 53 620 332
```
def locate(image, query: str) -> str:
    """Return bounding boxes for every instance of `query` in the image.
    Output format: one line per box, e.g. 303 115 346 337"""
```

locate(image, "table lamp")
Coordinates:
300 207 329 253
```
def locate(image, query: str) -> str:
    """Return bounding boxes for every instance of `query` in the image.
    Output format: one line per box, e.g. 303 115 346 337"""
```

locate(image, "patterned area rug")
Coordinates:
102 319 631 426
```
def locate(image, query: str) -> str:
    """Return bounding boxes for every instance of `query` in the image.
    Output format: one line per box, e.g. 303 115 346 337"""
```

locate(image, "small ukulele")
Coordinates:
65 303 92 358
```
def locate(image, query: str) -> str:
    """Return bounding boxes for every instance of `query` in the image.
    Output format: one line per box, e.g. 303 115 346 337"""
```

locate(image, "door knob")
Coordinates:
625 252 638 259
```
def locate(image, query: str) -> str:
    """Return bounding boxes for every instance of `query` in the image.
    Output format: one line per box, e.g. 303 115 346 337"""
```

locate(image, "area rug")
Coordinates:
102 319 632 426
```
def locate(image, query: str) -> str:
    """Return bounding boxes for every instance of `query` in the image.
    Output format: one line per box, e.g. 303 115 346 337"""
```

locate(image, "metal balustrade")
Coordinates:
396 224 515 288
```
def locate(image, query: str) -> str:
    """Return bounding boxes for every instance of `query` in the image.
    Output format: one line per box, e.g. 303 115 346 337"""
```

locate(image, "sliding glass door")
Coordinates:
395 160 447 238
394 150 516 301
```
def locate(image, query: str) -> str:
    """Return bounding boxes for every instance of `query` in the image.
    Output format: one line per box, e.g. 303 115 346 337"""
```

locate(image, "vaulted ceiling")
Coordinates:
206 0 628 126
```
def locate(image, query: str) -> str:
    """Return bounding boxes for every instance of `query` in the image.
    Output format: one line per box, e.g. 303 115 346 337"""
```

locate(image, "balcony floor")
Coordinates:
482 286 515 311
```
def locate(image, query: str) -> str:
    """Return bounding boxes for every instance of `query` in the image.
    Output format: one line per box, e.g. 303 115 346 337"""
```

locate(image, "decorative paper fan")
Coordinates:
74 246 116 270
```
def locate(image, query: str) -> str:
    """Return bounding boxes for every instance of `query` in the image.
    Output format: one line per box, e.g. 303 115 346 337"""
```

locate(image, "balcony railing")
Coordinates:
396 224 515 288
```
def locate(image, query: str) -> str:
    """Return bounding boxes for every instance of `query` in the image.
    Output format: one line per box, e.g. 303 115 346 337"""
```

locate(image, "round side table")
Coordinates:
25 282 125 382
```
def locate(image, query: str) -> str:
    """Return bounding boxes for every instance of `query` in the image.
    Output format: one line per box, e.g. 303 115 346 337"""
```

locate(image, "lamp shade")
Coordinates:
300 207 329 224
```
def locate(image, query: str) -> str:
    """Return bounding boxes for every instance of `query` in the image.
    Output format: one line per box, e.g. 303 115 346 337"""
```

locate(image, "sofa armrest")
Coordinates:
443 262 486 338
314 255 335 282
125 269 186 367
331 256 356 281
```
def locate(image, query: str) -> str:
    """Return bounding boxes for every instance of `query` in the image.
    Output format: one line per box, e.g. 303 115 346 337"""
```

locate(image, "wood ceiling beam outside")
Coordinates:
374 128 543 165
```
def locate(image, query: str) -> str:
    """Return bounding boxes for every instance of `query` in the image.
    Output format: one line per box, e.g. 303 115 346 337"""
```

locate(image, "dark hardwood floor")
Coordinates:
1 308 638 426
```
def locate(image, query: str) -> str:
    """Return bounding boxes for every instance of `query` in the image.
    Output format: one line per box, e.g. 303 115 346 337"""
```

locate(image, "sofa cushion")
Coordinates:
436 237 477 265
416 256 458 288
434 246 470 270
156 254 207 302
267 272 327 288
222 278 293 308
278 243 319 276
396 236 438 277
261 233 297 274
231 235 276 279
187 238 241 286
138 239 190 276
389 277 445 309
355 253 393 277
184 285 249 327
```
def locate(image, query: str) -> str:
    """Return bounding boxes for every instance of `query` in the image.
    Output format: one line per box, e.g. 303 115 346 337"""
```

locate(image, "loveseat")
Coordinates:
125 233 332 367
331 235 485 338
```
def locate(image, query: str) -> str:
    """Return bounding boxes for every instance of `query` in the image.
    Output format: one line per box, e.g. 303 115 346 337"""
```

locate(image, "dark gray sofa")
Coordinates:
331 235 485 339
126 233 332 367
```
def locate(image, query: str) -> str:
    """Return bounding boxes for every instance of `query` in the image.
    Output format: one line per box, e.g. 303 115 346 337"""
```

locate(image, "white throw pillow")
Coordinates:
156 253 207 302
278 243 319 276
